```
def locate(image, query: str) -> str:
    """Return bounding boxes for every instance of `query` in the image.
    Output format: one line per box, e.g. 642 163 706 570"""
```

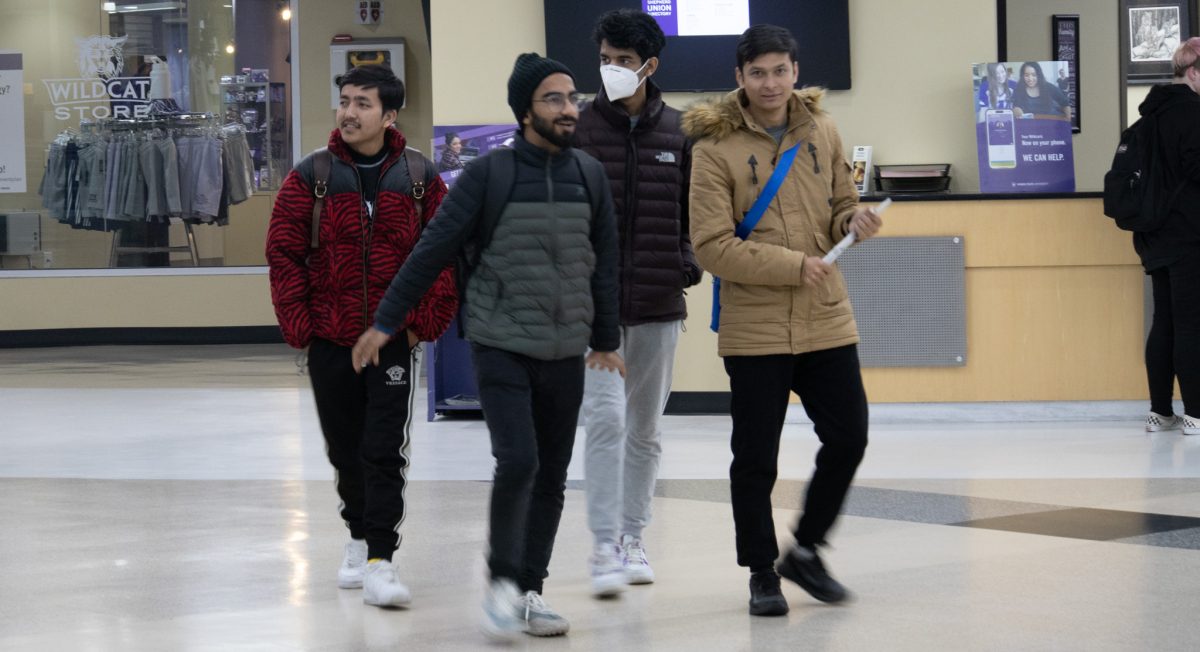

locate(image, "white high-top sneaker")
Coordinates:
589 543 626 597
621 534 655 585
362 559 412 607
337 539 368 589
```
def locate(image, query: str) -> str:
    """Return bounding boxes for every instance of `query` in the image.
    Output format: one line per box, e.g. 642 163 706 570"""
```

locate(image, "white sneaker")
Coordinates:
621 534 655 585
589 544 626 597
337 539 368 589
481 578 522 642
1184 415 1200 436
520 591 570 637
1146 411 1183 432
362 560 411 607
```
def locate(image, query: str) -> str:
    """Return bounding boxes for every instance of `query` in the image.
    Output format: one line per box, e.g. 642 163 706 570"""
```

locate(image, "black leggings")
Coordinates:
1146 256 1200 416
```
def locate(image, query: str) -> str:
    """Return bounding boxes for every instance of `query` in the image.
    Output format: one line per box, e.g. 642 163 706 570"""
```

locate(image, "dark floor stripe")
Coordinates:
951 508 1200 542
565 479 1200 550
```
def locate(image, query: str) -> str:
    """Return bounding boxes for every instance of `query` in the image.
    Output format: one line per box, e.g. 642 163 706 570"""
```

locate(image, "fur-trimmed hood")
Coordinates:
682 87 827 142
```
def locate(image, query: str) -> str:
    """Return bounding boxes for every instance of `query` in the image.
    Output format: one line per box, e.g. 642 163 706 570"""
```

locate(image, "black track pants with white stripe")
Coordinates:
308 336 416 562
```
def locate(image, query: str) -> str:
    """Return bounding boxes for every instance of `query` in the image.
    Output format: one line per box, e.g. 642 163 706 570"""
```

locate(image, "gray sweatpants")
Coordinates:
581 320 681 547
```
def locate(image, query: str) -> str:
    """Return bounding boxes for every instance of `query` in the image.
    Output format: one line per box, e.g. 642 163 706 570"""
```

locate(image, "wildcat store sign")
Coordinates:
43 35 151 121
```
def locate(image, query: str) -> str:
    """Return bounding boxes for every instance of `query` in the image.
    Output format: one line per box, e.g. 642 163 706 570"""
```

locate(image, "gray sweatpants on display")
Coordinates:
581 320 681 547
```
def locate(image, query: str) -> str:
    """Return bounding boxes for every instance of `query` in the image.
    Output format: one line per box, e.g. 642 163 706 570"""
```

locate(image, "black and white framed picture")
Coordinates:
1121 0 1193 83
1052 14 1081 133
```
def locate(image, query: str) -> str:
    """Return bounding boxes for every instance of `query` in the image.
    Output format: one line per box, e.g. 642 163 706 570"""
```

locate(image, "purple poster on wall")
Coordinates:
431 123 519 188
973 61 1076 193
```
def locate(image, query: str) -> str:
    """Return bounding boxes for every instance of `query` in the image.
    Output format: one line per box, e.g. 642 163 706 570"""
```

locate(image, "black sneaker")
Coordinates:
776 545 849 603
748 570 789 616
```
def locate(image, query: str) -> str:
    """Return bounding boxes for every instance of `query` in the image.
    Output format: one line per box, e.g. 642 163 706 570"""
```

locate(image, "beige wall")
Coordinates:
1005 0 1119 191
296 0 434 157
432 0 998 193
0 273 274 330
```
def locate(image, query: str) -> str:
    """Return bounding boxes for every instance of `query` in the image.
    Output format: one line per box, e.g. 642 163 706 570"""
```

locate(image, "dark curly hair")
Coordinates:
592 9 666 62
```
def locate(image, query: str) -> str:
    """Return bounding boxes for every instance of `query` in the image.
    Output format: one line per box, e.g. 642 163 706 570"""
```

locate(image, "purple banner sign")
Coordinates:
644 0 678 36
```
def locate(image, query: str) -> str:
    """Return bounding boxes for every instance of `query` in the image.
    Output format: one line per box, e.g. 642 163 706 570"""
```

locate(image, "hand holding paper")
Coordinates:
822 198 890 264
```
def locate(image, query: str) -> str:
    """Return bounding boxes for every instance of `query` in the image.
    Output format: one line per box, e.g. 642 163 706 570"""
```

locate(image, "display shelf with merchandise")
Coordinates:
220 81 287 190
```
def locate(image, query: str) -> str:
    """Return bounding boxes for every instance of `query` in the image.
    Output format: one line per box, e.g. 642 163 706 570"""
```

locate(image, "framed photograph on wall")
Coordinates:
1052 14 1081 133
1121 0 1193 83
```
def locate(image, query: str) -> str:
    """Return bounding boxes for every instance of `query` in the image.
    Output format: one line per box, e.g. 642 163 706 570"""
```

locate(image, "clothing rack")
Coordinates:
98 114 218 267
89 113 228 267
109 222 200 267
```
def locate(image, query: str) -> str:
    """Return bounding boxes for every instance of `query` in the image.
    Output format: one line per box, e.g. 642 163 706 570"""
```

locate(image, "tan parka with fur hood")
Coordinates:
683 88 860 357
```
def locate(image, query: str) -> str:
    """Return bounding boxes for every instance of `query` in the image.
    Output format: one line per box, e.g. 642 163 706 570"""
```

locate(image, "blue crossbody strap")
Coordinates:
735 142 802 239
710 141 803 332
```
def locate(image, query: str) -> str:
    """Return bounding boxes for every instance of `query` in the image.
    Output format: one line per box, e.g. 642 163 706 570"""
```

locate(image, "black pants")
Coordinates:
308 337 416 561
1146 256 1200 416
472 343 584 594
724 344 869 572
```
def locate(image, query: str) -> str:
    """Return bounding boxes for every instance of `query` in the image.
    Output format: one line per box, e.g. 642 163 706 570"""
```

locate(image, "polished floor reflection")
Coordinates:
1 344 1198 651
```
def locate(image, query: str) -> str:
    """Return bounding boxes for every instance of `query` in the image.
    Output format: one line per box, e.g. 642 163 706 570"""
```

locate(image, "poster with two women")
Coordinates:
974 61 1076 193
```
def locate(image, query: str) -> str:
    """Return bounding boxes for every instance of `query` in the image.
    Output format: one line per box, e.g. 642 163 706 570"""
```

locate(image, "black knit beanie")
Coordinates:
507 52 575 124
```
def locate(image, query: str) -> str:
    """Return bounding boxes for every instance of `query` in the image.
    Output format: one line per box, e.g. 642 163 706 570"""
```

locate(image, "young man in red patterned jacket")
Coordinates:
265 64 456 609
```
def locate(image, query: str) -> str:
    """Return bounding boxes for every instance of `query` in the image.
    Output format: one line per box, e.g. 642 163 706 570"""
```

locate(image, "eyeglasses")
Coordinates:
532 92 584 111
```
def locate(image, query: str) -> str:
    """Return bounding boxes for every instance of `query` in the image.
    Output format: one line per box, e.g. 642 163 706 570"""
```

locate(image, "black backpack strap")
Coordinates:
404 147 427 217
571 149 607 221
455 147 516 337
476 147 516 264
310 147 332 249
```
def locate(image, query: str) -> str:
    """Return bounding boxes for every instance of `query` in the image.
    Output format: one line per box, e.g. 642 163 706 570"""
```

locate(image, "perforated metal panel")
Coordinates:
837 236 965 367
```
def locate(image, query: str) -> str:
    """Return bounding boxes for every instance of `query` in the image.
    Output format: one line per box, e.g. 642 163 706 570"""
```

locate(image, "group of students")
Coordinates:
266 10 882 641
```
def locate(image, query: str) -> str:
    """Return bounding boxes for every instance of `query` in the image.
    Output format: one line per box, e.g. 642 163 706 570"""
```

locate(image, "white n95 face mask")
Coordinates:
599 62 648 101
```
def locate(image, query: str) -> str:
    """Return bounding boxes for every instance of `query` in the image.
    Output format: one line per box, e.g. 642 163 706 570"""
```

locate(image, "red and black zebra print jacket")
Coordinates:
266 127 457 349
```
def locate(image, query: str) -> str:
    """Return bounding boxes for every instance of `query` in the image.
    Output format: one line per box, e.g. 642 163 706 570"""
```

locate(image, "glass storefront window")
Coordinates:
0 0 292 270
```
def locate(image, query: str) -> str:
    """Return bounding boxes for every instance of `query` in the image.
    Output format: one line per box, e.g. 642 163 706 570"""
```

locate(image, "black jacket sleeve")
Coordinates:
586 157 621 352
372 155 487 334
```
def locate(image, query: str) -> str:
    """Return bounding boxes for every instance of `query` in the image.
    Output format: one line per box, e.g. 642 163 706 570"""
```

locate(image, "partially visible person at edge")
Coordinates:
571 7 702 599
439 131 463 172
682 24 882 617
1135 37 1200 437
265 64 456 608
1012 61 1071 121
350 53 623 640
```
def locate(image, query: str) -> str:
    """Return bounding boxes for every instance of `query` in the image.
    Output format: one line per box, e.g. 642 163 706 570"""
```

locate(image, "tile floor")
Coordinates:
1 344 1198 651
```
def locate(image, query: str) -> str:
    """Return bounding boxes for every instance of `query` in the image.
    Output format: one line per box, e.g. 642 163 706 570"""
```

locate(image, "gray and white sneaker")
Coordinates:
621 535 655 585
589 544 626 597
1183 415 1199 436
520 591 570 637
362 559 411 607
337 539 368 589
1146 411 1182 432
481 578 522 642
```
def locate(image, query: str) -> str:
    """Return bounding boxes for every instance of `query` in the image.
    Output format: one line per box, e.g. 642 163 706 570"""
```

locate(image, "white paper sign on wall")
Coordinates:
0 51 26 194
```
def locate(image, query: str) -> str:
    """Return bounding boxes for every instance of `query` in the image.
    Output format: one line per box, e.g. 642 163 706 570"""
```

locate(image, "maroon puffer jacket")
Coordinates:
574 81 702 326
266 127 457 348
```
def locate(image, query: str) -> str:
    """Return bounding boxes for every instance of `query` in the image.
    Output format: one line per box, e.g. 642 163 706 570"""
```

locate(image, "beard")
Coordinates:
530 112 574 149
